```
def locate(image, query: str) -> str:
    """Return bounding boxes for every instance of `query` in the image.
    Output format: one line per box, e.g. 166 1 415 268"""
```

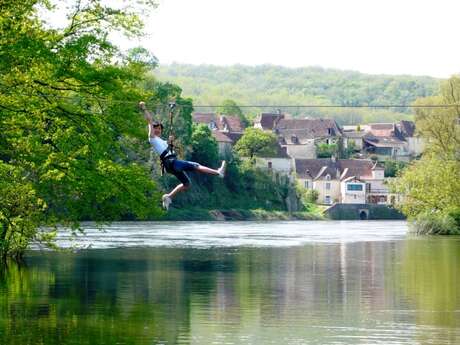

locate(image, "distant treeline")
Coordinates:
154 64 440 124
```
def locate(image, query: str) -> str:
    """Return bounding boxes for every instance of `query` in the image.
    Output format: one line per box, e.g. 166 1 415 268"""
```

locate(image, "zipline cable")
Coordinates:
3 92 460 108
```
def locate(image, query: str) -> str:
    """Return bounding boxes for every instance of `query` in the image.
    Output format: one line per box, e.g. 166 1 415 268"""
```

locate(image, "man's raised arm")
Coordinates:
139 101 153 125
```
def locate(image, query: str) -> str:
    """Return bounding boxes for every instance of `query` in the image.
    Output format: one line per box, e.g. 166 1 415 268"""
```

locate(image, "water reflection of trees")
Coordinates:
398 238 460 344
0 241 459 344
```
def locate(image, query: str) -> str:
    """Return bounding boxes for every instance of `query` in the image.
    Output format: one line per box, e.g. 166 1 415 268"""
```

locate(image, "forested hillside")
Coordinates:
154 64 440 124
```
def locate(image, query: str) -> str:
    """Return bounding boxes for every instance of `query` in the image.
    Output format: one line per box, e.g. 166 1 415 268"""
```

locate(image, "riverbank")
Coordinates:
161 207 325 221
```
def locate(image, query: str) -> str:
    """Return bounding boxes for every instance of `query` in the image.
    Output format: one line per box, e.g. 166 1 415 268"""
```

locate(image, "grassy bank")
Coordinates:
161 207 324 221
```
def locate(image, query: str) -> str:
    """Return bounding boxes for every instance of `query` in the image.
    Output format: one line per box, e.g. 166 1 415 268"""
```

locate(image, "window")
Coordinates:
326 174 331 180
325 195 331 204
326 182 331 190
347 184 363 191
209 121 217 130
304 180 309 188
268 162 272 169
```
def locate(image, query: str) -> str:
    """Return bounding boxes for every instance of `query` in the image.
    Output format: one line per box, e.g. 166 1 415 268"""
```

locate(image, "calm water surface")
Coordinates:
1 221 459 345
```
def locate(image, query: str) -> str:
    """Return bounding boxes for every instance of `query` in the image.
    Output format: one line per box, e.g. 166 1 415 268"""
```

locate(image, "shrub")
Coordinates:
410 211 460 235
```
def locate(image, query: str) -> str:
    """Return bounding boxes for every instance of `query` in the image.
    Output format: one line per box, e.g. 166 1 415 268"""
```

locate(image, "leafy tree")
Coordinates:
220 99 243 117
0 0 162 258
189 124 219 167
391 76 460 234
219 99 249 127
343 140 357 159
234 128 277 159
383 160 407 177
412 76 460 156
391 156 460 220
316 143 338 158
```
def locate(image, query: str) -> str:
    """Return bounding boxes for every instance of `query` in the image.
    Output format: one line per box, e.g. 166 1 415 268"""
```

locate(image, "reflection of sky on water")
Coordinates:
36 220 409 249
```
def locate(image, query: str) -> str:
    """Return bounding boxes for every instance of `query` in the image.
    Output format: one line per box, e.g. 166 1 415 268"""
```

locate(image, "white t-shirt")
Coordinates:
149 136 168 155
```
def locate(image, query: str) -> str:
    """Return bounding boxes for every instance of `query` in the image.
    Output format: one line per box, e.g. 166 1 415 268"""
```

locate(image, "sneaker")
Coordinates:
162 194 172 210
217 161 226 178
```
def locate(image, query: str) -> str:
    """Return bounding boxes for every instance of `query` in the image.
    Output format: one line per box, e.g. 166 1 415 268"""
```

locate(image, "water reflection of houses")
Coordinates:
204 243 400 331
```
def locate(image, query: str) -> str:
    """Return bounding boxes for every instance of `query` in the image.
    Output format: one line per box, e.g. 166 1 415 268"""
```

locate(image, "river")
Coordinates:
1 221 459 344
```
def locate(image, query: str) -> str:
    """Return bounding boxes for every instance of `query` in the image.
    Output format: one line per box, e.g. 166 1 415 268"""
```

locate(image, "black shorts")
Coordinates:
163 158 200 185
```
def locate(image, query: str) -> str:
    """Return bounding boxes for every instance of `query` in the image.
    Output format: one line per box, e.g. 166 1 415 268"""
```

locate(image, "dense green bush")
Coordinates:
410 211 460 235
316 143 338 158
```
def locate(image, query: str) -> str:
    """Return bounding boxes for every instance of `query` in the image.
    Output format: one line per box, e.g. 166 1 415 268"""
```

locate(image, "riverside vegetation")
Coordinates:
390 76 460 235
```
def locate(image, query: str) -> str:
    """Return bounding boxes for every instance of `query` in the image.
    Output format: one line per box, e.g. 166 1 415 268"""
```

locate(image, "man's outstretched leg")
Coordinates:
196 161 226 178
161 161 226 210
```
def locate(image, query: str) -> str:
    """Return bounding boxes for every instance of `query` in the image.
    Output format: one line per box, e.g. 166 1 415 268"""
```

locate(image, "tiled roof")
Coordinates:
258 113 284 130
338 159 374 179
193 113 245 133
295 158 378 180
275 118 342 142
364 135 406 148
342 176 365 183
367 123 395 137
212 131 233 143
295 159 338 179
221 115 244 133
343 130 366 138
193 112 216 124
397 120 416 138
225 132 243 144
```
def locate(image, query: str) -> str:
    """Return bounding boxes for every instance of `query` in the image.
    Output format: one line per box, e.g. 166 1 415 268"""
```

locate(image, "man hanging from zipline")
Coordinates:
139 101 226 210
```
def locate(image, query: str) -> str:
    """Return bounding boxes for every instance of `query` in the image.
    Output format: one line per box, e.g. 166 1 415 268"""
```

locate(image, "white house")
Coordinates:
253 145 293 176
341 177 366 204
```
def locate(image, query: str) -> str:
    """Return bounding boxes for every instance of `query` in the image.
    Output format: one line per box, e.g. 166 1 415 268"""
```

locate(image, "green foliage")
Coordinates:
163 155 293 212
383 160 407 177
409 211 460 235
155 64 439 124
0 0 162 258
342 140 357 159
413 77 460 156
189 124 219 167
219 99 249 127
391 76 460 234
296 182 319 212
141 78 194 149
234 128 278 159
316 143 338 158
391 156 460 220
0 163 48 260
304 189 319 204
296 183 319 208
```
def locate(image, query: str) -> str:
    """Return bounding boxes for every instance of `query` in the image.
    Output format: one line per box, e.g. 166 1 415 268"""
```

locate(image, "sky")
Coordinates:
50 0 460 78
129 0 458 78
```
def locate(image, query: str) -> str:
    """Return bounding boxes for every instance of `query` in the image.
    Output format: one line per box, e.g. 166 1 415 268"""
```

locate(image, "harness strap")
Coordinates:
159 149 177 176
